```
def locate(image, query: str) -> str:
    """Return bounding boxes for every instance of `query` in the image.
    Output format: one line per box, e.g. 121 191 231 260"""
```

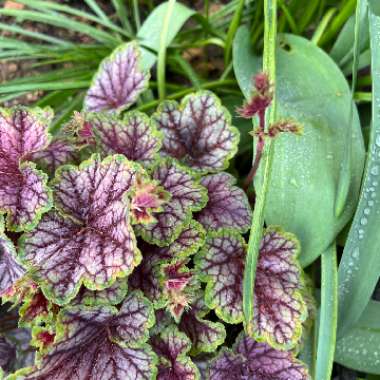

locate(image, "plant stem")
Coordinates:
242 0 277 335
315 244 338 380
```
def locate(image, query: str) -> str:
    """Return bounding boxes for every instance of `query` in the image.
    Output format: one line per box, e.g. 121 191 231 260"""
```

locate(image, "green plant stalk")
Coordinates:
319 0 357 46
132 0 141 31
311 8 337 45
224 0 246 65
315 244 338 380
242 0 277 335
157 0 177 100
335 0 368 218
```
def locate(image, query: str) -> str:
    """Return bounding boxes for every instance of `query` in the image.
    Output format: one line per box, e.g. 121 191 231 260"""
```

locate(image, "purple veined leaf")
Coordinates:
73 280 128 307
131 175 170 225
20 154 143 305
0 162 52 232
150 325 200 380
0 107 53 231
195 172 252 233
195 227 308 349
0 218 25 295
0 107 52 163
0 336 15 373
209 334 311 380
136 158 208 246
31 137 78 177
178 293 226 355
153 91 239 173
129 221 205 306
85 111 163 165
21 292 157 380
84 42 150 113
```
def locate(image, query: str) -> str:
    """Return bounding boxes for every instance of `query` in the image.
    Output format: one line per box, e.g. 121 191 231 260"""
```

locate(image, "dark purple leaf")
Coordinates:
136 158 207 246
195 227 307 349
84 42 150 113
209 334 310 380
195 172 251 232
0 336 15 373
20 154 142 305
23 292 157 380
153 91 239 173
0 218 25 295
86 111 163 165
151 325 199 380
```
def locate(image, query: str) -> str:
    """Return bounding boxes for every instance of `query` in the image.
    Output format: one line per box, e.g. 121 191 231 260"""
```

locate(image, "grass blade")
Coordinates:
315 244 338 380
224 0 245 65
243 0 277 335
337 0 380 337
157 0 177 100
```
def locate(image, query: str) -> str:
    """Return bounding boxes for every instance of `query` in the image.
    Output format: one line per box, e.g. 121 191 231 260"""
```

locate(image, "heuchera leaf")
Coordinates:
0 107 53 231
150 325 199 380
86 111 163 165
178 293 226 355
196 227 307 349
18 289 52 327
153 91 239 173
31 138 78 177
20 154 142 305
73 280 128 307
129 221 205 306
0 217 25 294
136 158 207 246
22 292 157 380
84 42 150 113
195 172 252 233
209 334 310 380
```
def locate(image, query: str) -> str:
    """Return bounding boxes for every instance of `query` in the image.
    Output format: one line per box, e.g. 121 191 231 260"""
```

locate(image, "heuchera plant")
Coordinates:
0 42 312 379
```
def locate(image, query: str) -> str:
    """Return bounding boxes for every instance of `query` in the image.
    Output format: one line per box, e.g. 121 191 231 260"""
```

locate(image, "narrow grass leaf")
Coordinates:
338 0 380 336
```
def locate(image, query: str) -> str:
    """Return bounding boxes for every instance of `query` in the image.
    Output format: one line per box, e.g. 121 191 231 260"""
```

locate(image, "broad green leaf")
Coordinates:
338 0 380 336
137 1 195 70
233 27 365 266
335 300 380 374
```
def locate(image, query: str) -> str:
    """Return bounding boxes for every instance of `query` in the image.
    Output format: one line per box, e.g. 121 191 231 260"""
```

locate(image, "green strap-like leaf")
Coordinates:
338 0 380 336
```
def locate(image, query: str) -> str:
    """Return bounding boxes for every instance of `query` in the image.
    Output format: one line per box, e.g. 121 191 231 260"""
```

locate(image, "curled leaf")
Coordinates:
0 107 53 231
23 292 157 380
153 91 239 173
84 42 150 113
136 158 207 246
129 222 205 306
88 111 163 165
131 175 170 225
196 227 307 349
20 155 142 305
73 280 128 307
178 293 226 355
151 325 199 380
195 172 252 232
209 334 310 380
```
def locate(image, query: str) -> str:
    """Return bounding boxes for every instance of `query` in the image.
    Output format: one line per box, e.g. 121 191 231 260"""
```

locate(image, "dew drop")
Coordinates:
376 135 380 147
371 165 379 176
360 217 368 225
